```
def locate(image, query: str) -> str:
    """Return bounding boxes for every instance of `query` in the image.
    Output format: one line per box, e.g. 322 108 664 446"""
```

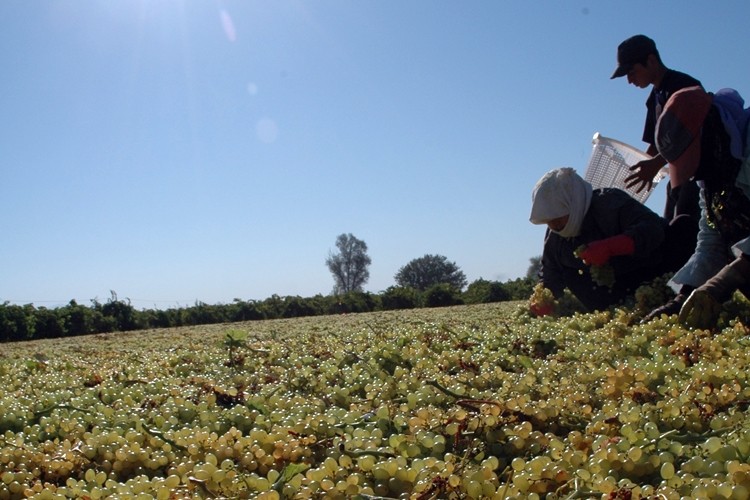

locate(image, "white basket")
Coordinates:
583 132 666 204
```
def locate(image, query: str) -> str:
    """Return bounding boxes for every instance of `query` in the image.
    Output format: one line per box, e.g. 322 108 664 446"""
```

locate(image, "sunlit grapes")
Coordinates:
1 301 750 498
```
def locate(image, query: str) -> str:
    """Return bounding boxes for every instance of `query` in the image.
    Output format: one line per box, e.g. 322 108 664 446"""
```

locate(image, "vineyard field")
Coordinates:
2 301 750 499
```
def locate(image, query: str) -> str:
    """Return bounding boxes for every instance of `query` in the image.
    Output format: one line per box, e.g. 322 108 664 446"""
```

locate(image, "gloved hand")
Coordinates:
678 255 750 329
529 284 556 317
678 289 722 330
578 234 635 267
698 255 750 304
641 286 695 323
529 302 554 317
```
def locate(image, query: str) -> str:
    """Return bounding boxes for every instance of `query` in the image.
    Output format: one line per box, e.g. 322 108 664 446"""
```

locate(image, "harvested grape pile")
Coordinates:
2 301 750 499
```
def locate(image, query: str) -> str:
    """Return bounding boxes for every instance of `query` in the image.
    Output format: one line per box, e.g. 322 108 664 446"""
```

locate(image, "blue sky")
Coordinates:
1 1 748 309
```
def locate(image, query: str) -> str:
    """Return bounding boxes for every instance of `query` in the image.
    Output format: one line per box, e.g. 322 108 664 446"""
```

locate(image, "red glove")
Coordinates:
530 302 554 317
578 235 635 267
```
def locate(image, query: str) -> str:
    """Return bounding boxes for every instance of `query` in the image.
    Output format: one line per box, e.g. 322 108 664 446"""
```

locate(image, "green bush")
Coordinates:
423 283 463 308
227 300 265 322
380 286 421 310
328 292 380 314
282 296 319 318
501 276 536 300
463 278 510 304
0 303 36 341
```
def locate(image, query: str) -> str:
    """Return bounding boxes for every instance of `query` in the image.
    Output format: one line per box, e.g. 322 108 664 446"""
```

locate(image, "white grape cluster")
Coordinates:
574 244 616 289
589 264 616 289
1 304 750 498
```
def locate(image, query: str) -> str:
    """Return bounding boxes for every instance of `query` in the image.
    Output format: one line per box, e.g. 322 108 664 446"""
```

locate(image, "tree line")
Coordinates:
0 277 534 343
1 233 541 342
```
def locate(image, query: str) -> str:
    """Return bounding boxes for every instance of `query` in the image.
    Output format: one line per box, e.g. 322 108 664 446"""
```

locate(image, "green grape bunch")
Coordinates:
529 283 556 316
574 244 616 289
634 272 675 313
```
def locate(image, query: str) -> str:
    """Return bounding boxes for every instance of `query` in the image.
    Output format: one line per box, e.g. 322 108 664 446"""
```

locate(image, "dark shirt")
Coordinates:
642 69 703 146
541 188 667 309
642 69 703 221
695 106 750 245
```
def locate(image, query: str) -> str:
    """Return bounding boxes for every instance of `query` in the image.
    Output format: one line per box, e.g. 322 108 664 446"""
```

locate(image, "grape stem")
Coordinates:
364 321 389 340
139 423 187 451
187 476 218 498
122 379 150 386
499 466 513 499
634 427 733 450
32 404 91 425
426 380 504 412
426 380 465 399
681 381 694 396
561 478 600 499
343 449 397 459
456 399 502 411
667 427 733 444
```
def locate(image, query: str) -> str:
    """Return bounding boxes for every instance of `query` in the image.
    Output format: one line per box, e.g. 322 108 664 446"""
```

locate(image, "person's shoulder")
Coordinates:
589 188 630 208
593 187 630 199
592 188 647 210
664 68 702 90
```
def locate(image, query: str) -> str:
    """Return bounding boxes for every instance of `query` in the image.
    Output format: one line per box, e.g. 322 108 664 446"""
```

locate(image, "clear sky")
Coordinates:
2 1 748 310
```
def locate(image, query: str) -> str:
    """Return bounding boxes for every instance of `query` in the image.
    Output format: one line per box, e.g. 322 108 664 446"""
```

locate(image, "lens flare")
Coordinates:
219 9 235 41
256 118 278 143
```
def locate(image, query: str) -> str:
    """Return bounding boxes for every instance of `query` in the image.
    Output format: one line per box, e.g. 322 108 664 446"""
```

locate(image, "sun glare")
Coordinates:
219 9 236 42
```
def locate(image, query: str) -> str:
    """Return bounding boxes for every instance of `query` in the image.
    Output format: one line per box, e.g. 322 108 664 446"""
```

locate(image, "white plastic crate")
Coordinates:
584 132 666 204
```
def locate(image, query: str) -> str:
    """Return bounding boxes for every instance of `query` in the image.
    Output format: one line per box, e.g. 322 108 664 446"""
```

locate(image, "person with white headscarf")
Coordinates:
529 167 674 312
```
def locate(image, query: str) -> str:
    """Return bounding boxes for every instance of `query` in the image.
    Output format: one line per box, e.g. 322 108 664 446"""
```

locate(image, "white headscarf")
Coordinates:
529 168 593 238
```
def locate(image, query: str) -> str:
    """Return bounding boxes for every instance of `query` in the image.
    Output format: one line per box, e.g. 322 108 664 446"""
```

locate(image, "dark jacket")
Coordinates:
643 69 702 147
541 188 668 310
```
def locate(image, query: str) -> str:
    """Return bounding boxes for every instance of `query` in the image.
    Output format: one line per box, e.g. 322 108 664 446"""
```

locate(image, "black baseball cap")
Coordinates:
610 35 657 79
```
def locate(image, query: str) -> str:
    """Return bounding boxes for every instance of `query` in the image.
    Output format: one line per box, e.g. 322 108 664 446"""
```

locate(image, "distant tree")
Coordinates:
100 291 139 331
325 233 371 294
304 294 331 316
60 300 96 336
502 277 536 300
34 307 65 338
228 299 265 322
0 302 36 341
526 256 543 280
394 254 467 292
258 294 285 319
463 278 509 304
380 286 421 310
282 296 319 318
328 291 380 314
183 301 226 326
423 283 464 308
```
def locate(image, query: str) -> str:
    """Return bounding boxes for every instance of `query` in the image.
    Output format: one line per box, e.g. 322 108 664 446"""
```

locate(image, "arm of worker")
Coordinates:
624 144 666 194
679 254 750 329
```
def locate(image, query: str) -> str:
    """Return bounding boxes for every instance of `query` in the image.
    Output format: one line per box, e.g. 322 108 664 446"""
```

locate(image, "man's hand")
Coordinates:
625 157 664 194
641 294 687 323
640 286 695 323
677 256 750 329
700 256 750 303
678 289 721 330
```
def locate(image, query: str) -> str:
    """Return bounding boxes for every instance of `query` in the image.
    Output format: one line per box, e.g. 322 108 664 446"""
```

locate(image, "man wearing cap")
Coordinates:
646 85 750 329
611 35 702 229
